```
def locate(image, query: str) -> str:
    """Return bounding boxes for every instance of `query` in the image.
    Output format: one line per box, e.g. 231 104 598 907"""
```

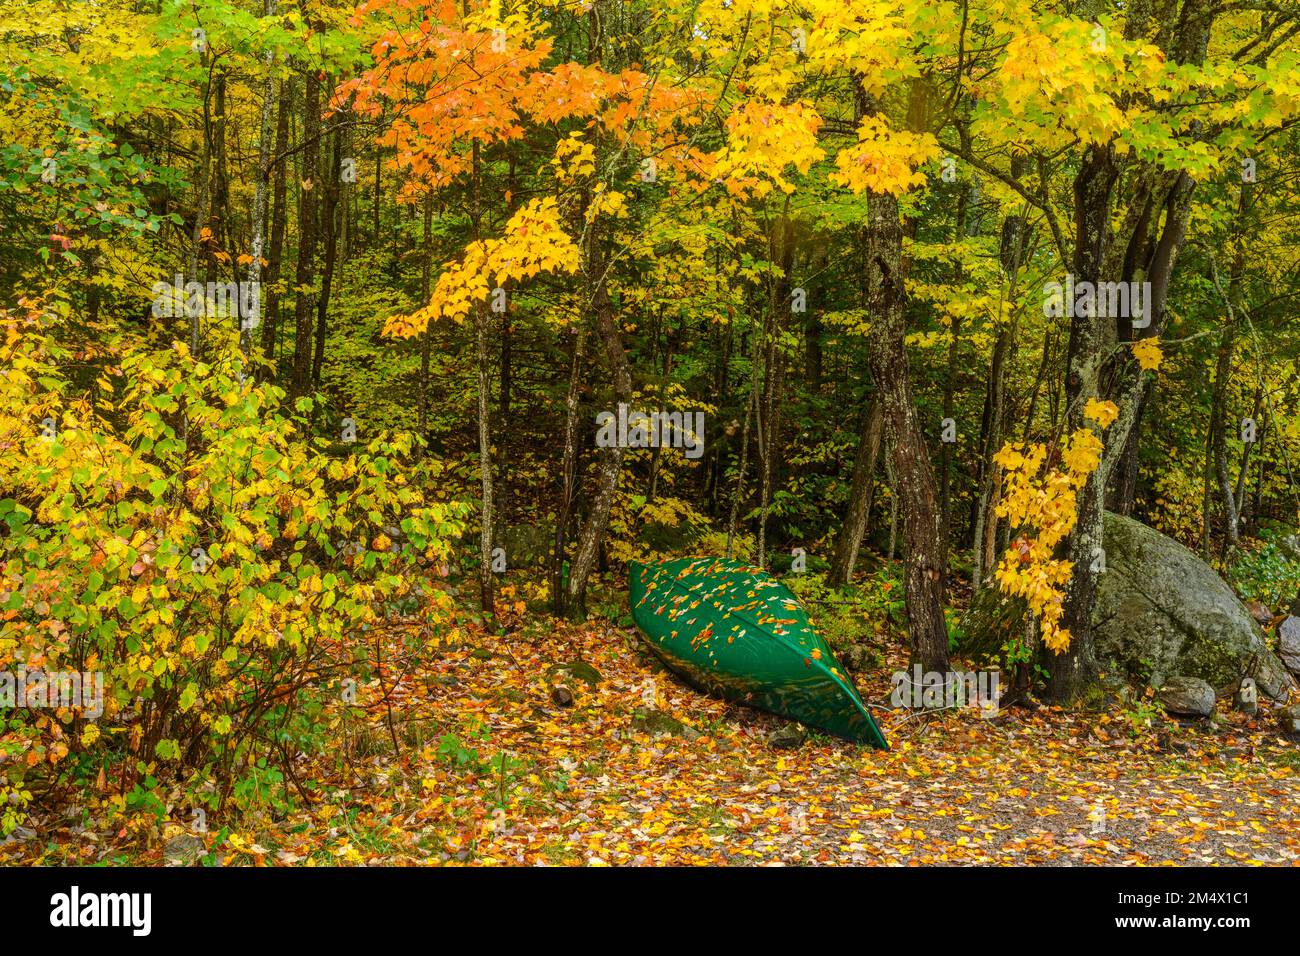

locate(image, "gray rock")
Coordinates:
1158 676 1216 718
841 644 876 673
961 513 1294 699
163 833 206 866
1232 679 1259 714
1278 616 1300 675
768 723 807 749
548 660 602 689
631 709 700 739
550 685 575 707
1278 535 1300 563
1277 704 1300 736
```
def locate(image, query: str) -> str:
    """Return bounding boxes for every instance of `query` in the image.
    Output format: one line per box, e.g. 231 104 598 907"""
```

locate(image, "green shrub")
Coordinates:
0 300 470 832
1228 529 1300 610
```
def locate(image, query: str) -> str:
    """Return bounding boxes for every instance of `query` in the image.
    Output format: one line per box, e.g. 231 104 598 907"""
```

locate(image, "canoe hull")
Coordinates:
630 558 888 748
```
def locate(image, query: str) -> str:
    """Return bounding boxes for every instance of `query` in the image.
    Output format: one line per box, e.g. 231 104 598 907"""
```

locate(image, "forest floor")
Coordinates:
7 596 1300 867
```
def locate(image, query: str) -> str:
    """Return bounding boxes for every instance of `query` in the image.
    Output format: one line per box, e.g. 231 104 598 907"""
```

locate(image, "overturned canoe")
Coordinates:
629 557 887 748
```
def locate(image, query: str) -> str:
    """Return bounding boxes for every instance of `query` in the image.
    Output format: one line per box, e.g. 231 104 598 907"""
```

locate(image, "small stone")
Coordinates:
550 685 574 707
163 833 206 866
842 644 876 673
1157 675 1216 718
1232 680 1258 715
630 709 699 739
548 659 602 689
768 723 806 749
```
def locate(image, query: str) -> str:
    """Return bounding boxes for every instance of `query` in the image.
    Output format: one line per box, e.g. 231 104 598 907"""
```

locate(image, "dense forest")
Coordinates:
2 0 1300 867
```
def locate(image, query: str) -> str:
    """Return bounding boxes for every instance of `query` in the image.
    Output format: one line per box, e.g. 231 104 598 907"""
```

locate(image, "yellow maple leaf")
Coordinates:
1083 398 1119 428
1131 337 1163 372
993 442 1026 472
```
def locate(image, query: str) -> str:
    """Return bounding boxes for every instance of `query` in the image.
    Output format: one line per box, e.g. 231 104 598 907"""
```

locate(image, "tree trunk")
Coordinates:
261 80 290 363
828 399 883 585
290 71 321 396
646 345 673 502
372 145 381 241
756 213 793 566
805 241 826 388
1050 142 1117 703
971 325 1011 589
938 313 960 548
186 56 215 357
211 72 231 255
726 309 759 558
1232 382 1262 547
1106 389 1144 516
468 141 496 626
564 244 630 618
474 304 497 623
1049 0 1210 703
243 0 278 359
551 325 586 615
863 190 949 673
1209 314 1240 549
418 195 433 431
312 103 342 384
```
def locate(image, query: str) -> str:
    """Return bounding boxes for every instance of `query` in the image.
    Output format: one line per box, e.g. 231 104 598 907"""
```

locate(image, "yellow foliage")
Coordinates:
1083 398 1119 427
831 116 939 196
587 184 628 222
385 197 580 338
711 99 826 198
992 418 1112 654
550 133 597 182
991 16 1136 147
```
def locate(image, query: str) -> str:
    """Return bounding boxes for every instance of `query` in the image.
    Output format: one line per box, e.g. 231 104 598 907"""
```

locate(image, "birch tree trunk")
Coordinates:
290 70 320 397
243 0 278 359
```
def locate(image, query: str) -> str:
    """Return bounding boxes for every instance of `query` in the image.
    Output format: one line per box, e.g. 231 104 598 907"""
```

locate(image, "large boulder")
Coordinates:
962 512 1294 699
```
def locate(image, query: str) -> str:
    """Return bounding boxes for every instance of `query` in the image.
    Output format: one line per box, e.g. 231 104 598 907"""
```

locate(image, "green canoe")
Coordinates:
629 557 888 748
